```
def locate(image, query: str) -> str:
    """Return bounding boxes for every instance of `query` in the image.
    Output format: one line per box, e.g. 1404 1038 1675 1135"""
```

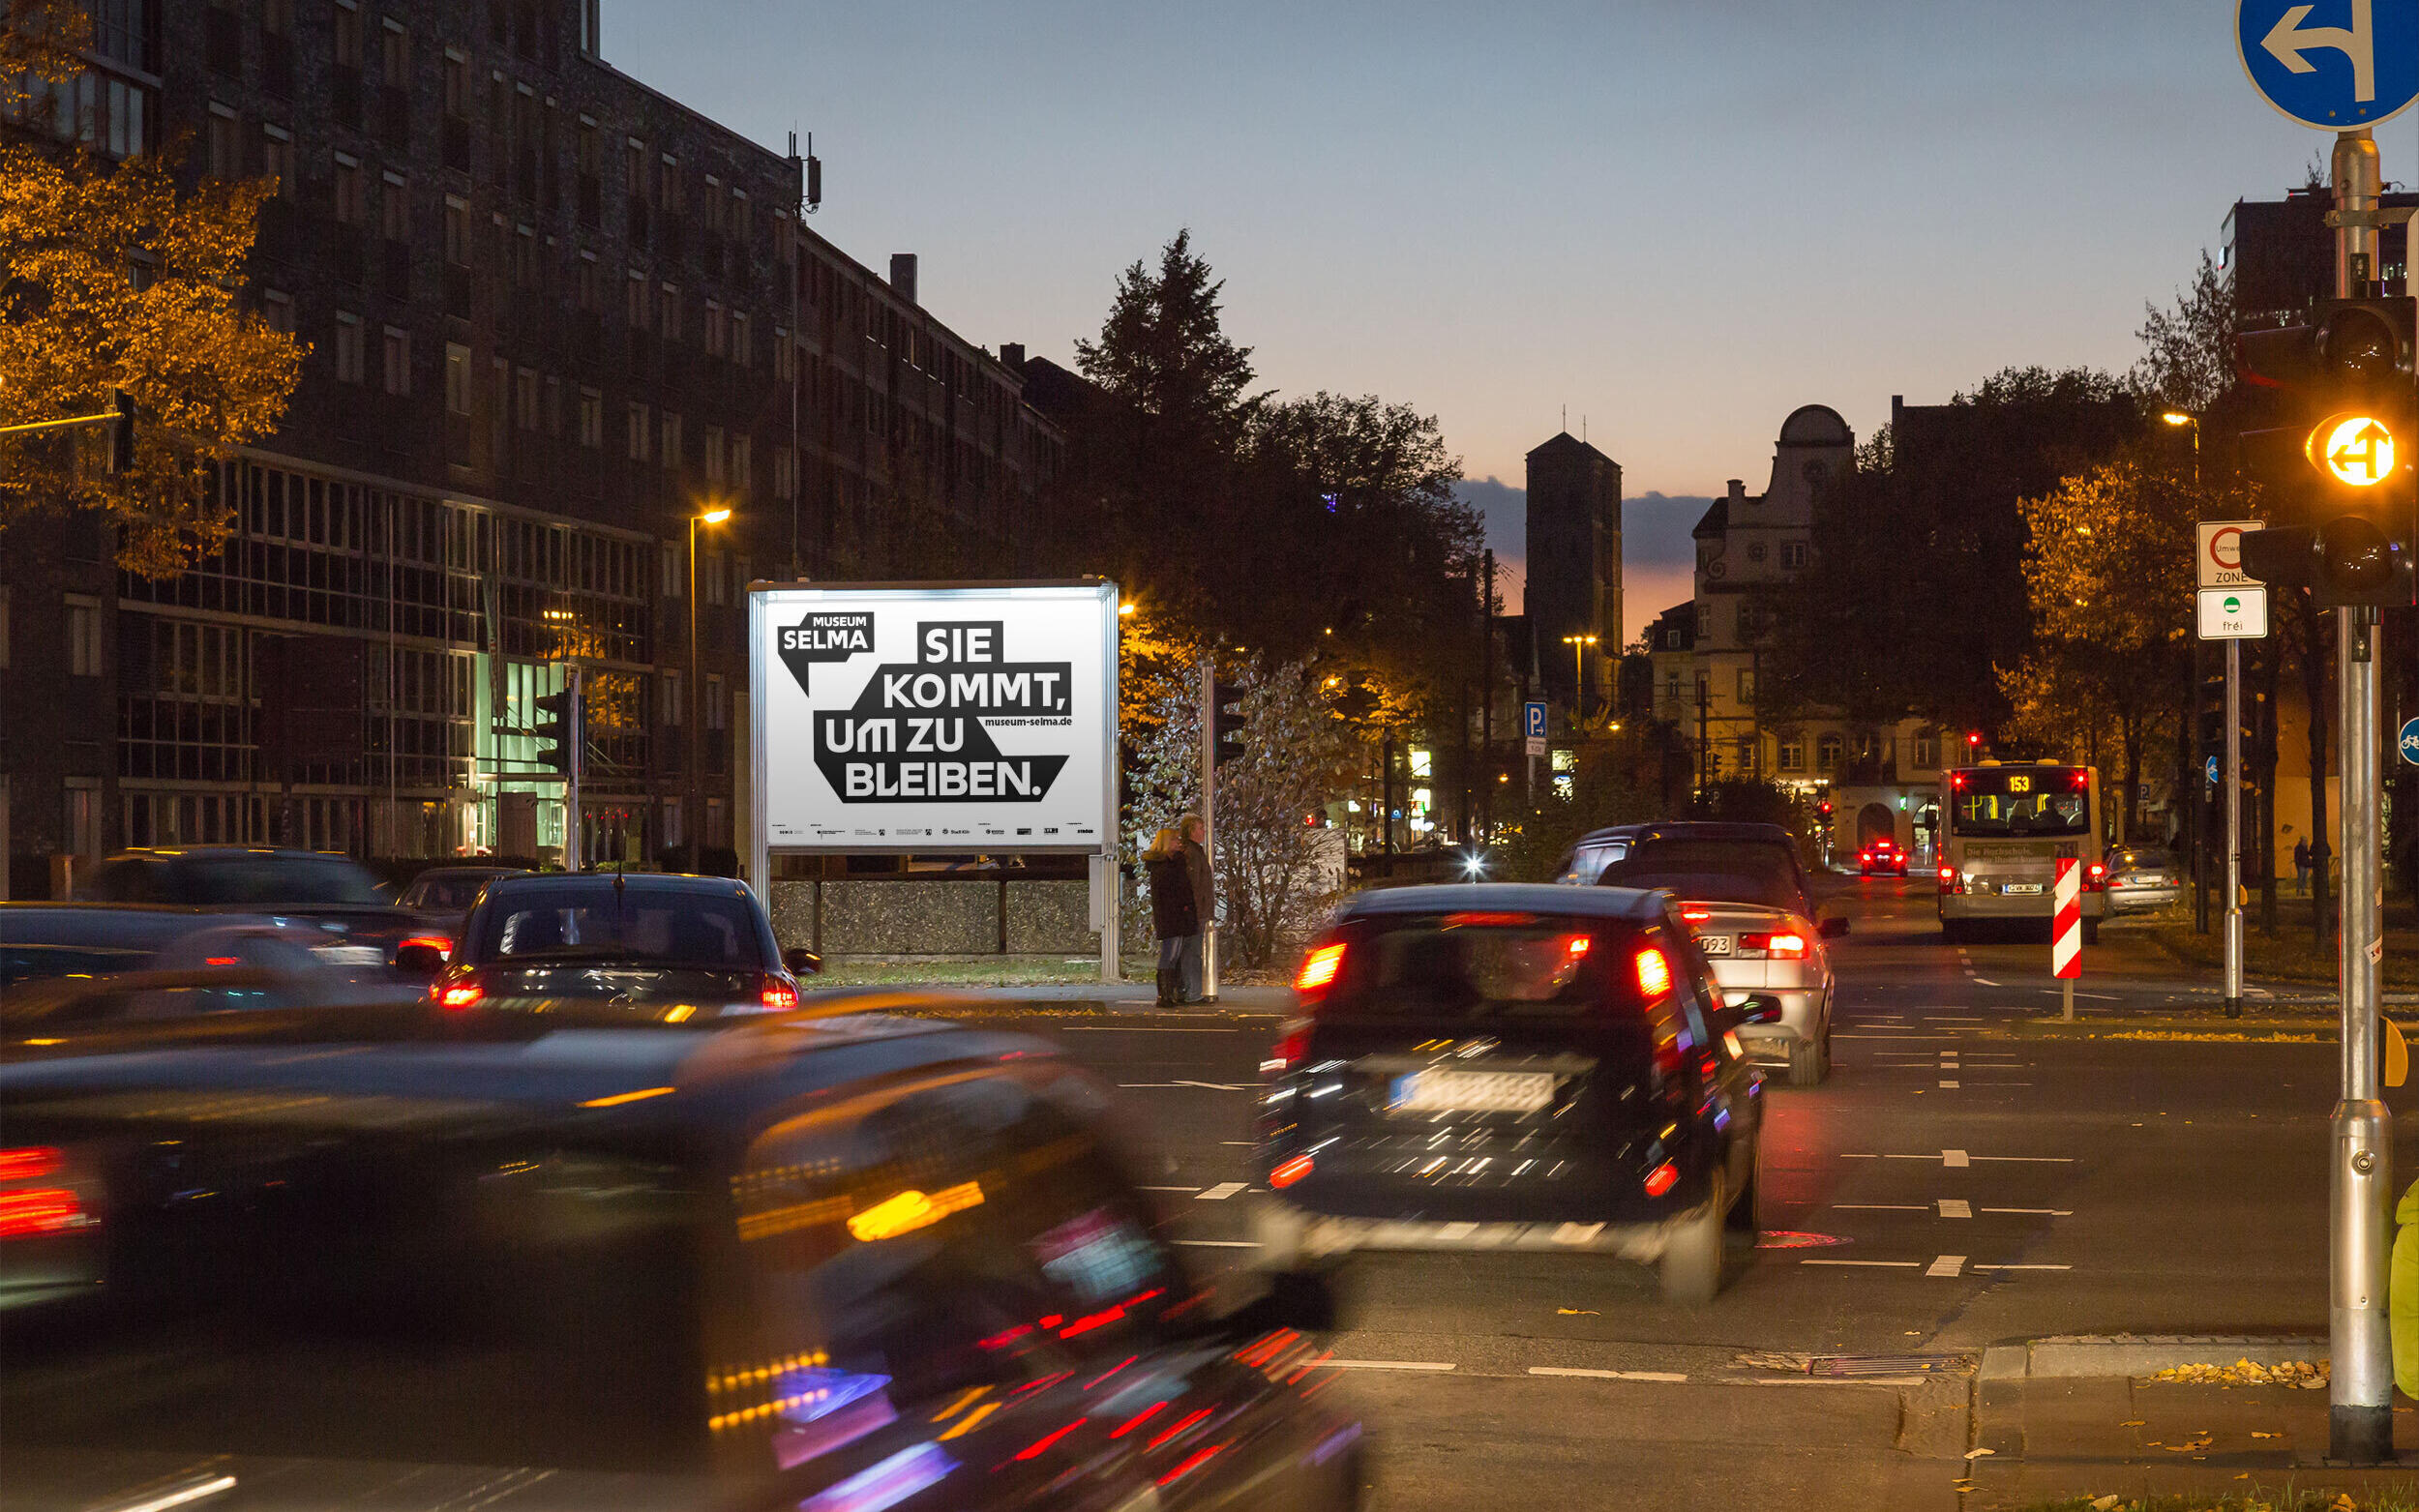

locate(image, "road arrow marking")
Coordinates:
2263 0 2376 101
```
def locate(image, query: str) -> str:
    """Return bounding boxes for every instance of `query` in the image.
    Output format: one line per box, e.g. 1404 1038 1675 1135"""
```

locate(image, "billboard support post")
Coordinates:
746 579 1121 972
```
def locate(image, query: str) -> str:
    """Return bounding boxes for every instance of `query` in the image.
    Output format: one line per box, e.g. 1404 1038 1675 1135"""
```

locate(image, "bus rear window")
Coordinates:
1949 769 2089 837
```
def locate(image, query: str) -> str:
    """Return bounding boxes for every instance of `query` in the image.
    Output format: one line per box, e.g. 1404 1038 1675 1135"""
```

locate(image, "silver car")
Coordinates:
1598 838 1842 1086
2105 846 2185 914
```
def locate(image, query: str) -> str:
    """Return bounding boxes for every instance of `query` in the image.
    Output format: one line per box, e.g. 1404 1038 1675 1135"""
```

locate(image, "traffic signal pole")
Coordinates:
2224 637 2243 1018
2325 126 2392 1469
564 665 584 873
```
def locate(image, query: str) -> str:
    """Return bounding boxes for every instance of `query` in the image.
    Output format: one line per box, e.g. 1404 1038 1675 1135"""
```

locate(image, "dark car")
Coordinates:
1251 882 1762 1305
1857 836 1909 875
426 872 820 1016
397 865 531 934
0 1004 1360 1510
81 847 441 981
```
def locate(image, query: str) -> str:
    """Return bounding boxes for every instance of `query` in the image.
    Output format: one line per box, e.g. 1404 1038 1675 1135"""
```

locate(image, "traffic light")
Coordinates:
1210 681 1245 767
106 388 135 475
1817 799 1834 819
2234 296 2418 608
534 680 583 774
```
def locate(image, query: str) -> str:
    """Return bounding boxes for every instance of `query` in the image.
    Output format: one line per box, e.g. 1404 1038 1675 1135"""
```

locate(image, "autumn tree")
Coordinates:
1210 658 1358 970
0 35 303 576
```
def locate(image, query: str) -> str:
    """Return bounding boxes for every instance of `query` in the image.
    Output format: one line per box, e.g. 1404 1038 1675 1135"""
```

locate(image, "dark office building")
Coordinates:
1523 431 1622 710
2225 184 2414 325
0 0 1063 895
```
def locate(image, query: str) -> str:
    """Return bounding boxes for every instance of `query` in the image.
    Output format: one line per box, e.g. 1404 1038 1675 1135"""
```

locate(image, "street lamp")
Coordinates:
687 506 732 867
1561 633 1598 719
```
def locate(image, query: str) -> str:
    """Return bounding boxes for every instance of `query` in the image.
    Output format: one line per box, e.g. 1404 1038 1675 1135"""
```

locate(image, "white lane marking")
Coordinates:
1982 1207 2075 1216
1747 1376 1930 1387
1528 1367 1689 1382
1836 1034 1955 1040
1116 1081 1255 1090
1926 1255 1967 1278
1317 1359 1457 1372
1971 978 2002 987
1221 1141 1255 1146
1938 1200 1972 1219
1938 1080 1961 1088
2039 989 2121 1001
1067 1025 1246 1032
1803 1259 1922 1268
1173 1239 1261 1248
1926 1017 1985 1023
1833 1203 1929 1211
1196 1182 1247 1201
1972 1263 2073 1271
1945 1150 1971 1168
1972 1155 2074 1163
1138 1185 1197 1193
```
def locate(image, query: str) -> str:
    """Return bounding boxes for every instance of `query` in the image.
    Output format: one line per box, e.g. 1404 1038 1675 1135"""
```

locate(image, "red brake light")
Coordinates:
1766 933 1807 958
1444 911 1538 928
401 934 455 958
204 957 240 967
437 982 484 1009
1296 942 1346 993
1634 946 1673 1001
760 976 800 1010
1643 1160 1679 1198
0 1188 87 1240
1263 1025 1310 1077
1680 908 1712 924
1269 1154 1314 1189
2084 862 2107 892
1564 935 1591 958
0 1147 63 1183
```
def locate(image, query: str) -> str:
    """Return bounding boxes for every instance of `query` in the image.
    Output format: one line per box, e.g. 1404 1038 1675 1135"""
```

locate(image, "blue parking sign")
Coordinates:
2238 0 2419 129
1524 701 1547 740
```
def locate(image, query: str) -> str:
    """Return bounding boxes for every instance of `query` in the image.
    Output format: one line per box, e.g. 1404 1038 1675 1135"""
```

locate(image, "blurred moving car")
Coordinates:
1595 825 1841 1087
1 904 408 1036
81 847 441 981
423 871 820 1016
1252 883 1762 1305
1856 836 1909 875
2104 846 2184 914
396 865 530 934
0 998 1361 1510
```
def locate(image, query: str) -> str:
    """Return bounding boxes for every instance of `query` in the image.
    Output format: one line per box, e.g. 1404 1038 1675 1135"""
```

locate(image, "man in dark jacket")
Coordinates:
1144 829 1200 1007
1180 814 1214 1004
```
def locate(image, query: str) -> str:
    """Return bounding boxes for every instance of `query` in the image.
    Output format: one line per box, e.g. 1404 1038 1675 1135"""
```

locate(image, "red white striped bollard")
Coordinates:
2051 857 2081 1021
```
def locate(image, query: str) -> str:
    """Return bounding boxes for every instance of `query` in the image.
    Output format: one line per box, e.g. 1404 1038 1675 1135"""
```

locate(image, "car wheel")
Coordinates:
1725 1157 1760 1235
1788 1035 1824 1087
1660 1173 1726 1306
1940 918 1964 945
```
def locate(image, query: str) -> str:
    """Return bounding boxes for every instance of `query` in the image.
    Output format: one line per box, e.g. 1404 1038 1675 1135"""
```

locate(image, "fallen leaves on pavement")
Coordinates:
2142 1357 2330 1389
1554 1308 1598 1316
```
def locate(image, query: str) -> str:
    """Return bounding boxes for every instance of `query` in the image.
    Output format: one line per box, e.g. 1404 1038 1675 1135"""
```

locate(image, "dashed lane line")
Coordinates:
1116 1081 1256 1090
1138 1185 1197 1192
1196 1182 1247 1201
1982 1207 2074 1216
1529 1367 1690 1382
1840 1151 2067 1165
1802 1259 1922 1268
1173 1239 1261 1248
1973 1263 2073 1271
1926 1255 1967 1278
1833 1203 1929 1211
1315 1360 1457 1372
1938 1200 1972 1219
1939 1080 1961 1088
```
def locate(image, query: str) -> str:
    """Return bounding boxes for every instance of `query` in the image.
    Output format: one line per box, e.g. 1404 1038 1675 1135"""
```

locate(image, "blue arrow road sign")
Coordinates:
1524 701 1548 740
2400 716 2419 766
2207 755 2222 786
2239 0 2419 129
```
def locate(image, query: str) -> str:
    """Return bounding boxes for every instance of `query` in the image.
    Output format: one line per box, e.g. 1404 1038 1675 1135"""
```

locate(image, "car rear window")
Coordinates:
2113 850 2174 870
1322 913 1640 1018
1599 842 1802 908
407 874 503 908
171 856 389 906
472 887 763 967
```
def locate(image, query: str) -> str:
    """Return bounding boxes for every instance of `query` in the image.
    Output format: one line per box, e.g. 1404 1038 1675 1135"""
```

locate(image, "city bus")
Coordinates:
1936 759 2105 944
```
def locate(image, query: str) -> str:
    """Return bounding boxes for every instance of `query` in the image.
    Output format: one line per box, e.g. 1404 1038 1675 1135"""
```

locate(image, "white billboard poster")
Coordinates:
748 580 1120 853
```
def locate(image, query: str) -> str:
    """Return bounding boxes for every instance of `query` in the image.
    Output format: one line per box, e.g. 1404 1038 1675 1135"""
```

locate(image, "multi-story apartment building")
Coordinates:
1661 405 1946 862
1 0 1062 895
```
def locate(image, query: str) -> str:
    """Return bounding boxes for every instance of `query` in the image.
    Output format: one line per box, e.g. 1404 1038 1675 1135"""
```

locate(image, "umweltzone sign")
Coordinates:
750 582 1119 850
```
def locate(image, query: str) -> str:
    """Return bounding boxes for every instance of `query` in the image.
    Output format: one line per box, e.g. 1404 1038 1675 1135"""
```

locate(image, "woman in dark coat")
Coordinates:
1145 826 1200 1007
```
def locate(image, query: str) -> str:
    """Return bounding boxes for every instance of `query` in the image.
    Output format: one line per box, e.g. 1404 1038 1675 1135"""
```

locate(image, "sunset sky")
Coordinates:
607 0 2409 637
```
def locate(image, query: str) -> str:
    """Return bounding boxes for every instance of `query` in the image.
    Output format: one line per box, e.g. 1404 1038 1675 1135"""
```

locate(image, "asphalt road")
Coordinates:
995 876 2384 1509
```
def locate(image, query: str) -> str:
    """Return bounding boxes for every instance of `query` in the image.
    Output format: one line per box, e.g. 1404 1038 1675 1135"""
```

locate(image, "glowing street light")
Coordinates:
1561 633 1598 717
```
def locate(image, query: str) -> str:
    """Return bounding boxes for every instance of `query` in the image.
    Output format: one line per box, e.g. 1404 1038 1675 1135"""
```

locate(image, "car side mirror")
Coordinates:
394 941 448 977
1818 916 1848 939
783 947 822 976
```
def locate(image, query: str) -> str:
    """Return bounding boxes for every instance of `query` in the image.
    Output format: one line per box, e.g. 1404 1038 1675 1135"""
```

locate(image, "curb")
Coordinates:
1974 1335 2328 1464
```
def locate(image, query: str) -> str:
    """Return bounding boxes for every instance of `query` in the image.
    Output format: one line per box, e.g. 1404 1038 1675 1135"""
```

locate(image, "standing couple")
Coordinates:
1145 815 1215 1006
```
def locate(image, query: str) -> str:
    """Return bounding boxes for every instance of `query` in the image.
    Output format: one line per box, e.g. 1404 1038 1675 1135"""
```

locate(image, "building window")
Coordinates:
1736 736 1757 775
773 445 795 500
206 104 240 179
490 356 508 454
660 543 681 599
773 325 792 381
658 284 681 342
703 426 725 486
1694 602 1713 639
1914 730 1940 770
67 597 101 676
334 3 361 66
442 50 467 115
261 288 295 335
261 126 292 196
380 171 407 239
513 226 536 288
515 367 538 430
624 139 646 197
382 325 410 394
659 668 682 725
627 401 651 461
703 549 726 605
577 387 603 447
1737 667 1756 702
575 252 600 311
380 18 407 78
67 784 100 857
543 374 561 435
660 795 683 848
443 342 472 414
1780 540 1809 570
333 153 364 223
660 410 681 471
705 673 726 729
704 300 725 358
334 311 364 382
730 434 751 496
443 195 469 264
1778 737 1805 771
625 271 647 330
1817 733 1844 770
658 155 681 213
731 311 749 369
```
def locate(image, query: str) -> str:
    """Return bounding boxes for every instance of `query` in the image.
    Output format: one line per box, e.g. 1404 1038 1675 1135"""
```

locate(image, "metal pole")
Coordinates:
2327 126 2391 1468
564 665 583 872
2225 637 2243 1017
687 519 700 869
1198 657 1218 1002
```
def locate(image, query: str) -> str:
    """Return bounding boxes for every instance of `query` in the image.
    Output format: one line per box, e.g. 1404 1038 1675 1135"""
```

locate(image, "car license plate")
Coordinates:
1390 1070 1554 1113
314 944 386 966
2003 882 2044 896
1696 934 1734 956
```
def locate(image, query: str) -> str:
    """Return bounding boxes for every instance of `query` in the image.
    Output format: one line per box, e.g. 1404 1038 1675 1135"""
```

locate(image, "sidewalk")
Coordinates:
797 979 1294 1014
1966 1336 2419 1509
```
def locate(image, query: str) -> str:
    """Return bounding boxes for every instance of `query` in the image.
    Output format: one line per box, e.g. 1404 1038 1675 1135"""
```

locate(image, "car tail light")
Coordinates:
2084 863 2107 892
1938 866 1961 894
1444 912 1538 928
760 976 800 1010
401 934 455 960
1564 935 1591 958
1742 932 1807 960
1262 1023 1311 1078
0 1147 62 1183
1643 1160 1679 1198
1295 942 1346 995
1679 908 1712 924
1269 1154 1313 1189
0 1145 88 1241
1634 946 1673 1001
437 982 484 1009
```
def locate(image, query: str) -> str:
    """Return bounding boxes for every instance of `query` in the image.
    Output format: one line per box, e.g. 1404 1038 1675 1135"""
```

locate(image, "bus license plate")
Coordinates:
1390 1071 1554 1113
2004 882 2043 895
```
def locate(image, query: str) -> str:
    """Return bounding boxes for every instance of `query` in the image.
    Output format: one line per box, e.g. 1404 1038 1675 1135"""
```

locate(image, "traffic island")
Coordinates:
1967 1336 2419 1510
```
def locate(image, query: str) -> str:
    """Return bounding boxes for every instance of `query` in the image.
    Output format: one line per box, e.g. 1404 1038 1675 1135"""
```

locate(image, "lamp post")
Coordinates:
2165 410 2218 943
1561 633 1598 723
687 506 731 867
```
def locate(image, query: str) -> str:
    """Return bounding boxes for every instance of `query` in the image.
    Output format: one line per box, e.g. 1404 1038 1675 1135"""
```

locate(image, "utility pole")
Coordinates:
2326 126 2391 1469
564 664 584 872
1480 549 1496 840
2225 633 2243 1018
